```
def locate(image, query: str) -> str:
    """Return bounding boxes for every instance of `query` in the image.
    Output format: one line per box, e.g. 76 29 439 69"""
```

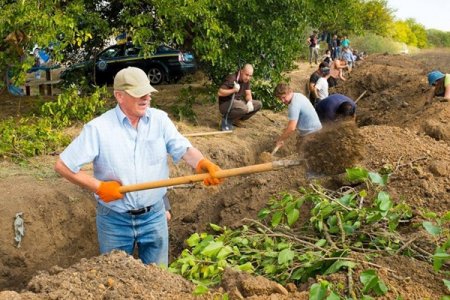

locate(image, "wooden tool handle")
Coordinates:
271 145 281 155
184 131 232 137
119 159 303 193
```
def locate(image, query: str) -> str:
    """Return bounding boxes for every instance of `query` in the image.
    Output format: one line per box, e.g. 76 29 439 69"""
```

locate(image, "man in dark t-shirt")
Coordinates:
218 64 262 127
307 31 319 65
315 93 356 122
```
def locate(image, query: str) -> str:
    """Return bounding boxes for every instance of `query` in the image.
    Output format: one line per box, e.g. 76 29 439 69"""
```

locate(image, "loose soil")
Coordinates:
1 49 450 299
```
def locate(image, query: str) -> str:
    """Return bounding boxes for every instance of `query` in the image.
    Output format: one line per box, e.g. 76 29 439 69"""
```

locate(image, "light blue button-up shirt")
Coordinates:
60 105 192 213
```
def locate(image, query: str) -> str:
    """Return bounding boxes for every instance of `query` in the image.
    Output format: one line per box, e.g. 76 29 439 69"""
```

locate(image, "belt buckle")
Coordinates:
128 205 151 215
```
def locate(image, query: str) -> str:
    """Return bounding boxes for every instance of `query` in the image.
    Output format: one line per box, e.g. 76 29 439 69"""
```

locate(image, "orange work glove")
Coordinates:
96 181 124 202
195 158 223 186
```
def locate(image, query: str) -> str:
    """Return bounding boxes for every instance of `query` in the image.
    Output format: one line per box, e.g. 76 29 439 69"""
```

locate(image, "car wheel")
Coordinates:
147 66 164 85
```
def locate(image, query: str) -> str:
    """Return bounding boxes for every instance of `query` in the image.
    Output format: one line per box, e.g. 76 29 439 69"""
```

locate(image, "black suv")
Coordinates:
61 44 197 85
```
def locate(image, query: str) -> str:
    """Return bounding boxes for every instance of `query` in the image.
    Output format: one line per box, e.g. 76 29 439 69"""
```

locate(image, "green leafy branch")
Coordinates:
170 167 427 298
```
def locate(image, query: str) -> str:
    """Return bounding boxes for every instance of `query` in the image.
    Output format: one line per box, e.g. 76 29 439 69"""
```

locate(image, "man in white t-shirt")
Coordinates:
273 83 322 149
315 76 329 101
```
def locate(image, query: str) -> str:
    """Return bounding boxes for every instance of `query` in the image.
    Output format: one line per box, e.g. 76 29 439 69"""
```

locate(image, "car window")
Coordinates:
99 47 124 59
125 47 140 56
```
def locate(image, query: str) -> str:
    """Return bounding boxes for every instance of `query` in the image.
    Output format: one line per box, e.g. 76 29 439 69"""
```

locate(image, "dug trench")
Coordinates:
0 50 450 298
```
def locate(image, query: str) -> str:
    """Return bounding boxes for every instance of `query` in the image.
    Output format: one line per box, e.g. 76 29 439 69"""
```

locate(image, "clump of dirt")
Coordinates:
221 268 308 299
422 119 450 140
302 122 365 175
258 150 274 163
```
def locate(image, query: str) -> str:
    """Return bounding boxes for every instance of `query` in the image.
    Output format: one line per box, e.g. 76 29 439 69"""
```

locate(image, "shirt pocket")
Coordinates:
143 137 167 165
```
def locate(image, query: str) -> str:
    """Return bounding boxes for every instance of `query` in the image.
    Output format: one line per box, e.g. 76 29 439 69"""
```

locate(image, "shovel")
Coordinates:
221 69 241 131
258 145 281 163
220 117 234 131
271 145 281 156
119 159 304 193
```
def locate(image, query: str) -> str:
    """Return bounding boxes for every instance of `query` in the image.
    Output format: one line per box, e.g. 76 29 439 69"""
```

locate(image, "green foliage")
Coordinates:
360 0 394 36
309 0 394 37
258 192 303 227
405 19 428 48
390 19 427 48
309 280 341 300
1 86 110 162
427 29 450 48
0 116 70 161
0 0 100 88
251 80 284 112
171 87 198 123
170 167 420 298
2 0 442 105
40 85 109 127
360 269 388 296
421 211 450 272
152 0 309 103
351 33 405 54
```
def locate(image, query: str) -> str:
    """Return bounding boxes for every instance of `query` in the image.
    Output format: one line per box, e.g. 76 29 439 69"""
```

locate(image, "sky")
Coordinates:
386 0 450 32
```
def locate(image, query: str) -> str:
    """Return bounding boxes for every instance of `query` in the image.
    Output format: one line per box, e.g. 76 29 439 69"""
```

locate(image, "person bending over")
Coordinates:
274 83 322 149
425 70 450 105
315 93 356 123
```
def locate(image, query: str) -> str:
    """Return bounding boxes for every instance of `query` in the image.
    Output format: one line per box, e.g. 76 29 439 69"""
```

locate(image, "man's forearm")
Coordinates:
218 88 235 97
278 127 295 144
182 147 204 169
54 158 99 192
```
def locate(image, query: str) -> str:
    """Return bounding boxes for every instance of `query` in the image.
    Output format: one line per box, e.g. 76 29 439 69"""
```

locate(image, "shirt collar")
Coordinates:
114 105 151 126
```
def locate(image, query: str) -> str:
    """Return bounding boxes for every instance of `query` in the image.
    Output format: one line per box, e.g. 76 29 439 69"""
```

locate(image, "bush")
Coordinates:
0 117 70 161
1 86 111 162
350 33 419 54
40 85 109 128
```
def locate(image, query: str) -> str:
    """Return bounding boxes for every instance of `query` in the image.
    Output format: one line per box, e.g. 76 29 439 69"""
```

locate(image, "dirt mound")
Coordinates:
303 121 365 175
4 251 202 300
0 250 311 300
359 125 450 213
1 50 450 298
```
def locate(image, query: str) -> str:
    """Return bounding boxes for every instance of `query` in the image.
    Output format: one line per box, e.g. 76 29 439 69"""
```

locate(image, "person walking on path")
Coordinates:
273 83 322 149
54 66 223 267
307 31 319 66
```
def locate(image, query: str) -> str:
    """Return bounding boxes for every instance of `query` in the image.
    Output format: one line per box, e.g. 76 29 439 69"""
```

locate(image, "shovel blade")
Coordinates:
221 117 233 131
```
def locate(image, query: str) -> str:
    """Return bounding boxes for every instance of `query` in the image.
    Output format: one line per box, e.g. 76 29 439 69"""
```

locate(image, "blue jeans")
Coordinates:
96 199 168 266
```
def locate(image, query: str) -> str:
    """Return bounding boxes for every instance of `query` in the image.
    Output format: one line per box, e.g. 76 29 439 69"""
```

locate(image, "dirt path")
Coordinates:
1 50 450 299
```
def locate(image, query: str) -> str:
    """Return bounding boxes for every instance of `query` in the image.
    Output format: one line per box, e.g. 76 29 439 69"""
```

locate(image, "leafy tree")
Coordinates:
391 20 416 46
427 29 450 48
152 0 310 84
0 0 98 89
405 18 427 48
307 0 365 34
360 0 394 36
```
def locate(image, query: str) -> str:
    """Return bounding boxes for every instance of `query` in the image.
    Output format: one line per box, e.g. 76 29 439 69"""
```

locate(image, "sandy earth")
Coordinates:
1 49 450 299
